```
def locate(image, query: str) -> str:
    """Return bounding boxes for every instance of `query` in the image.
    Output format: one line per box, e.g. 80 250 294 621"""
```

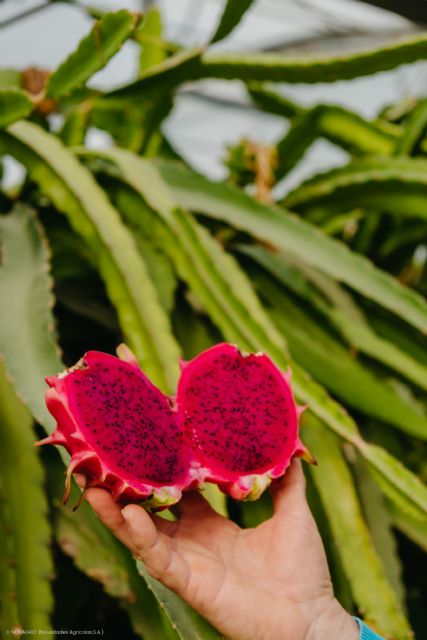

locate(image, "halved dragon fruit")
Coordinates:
178 343 311 500
38 348 197 509
39 342 310 508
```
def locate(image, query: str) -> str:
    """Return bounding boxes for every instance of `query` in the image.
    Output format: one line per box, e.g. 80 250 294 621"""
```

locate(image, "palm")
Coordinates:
85 462 335 640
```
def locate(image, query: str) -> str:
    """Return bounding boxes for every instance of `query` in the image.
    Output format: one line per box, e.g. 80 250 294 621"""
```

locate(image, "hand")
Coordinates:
84 461 358 640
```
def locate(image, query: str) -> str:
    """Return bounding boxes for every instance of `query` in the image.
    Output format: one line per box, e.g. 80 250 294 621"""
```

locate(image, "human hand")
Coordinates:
84 461 358 640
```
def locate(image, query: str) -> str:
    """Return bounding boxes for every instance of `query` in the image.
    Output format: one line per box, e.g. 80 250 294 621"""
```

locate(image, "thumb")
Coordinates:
269 459 308 515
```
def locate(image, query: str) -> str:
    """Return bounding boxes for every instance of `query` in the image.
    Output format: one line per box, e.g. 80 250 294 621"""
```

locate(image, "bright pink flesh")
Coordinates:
178 343 309 500
40 351 195 508
40 342 309 506
66 353 186 484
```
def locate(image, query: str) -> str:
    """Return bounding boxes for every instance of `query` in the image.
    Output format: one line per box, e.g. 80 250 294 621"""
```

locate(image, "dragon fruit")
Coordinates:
178 343 310 500
38 342 310 508
38 347 197 509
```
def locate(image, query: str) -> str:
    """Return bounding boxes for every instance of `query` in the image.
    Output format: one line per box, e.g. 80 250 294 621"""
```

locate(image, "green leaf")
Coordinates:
202 484 228 517
303 417 412 639
312 106 396 154
248 83 398 140
360 441 427 521
379 221 427 257
353 456 405 602
247 82 303 118
0 364 54 631
105 48 202 100
141 92 174 156
173 299 217 359
240 245 427 392
59 109 90 147
330 311 427 392
275 109 320 180
238 243 365 322
284 157 427 221
0 89 33 128
369 311 427 369
0 478 20 633
91 100 146 151
155 160 427 334
136 7 167 72
305 474 354 612
275 105 395 179
394 98 427 155
210 0 254 44
201 33 427 83
135 236 177 313
46 10 140 99
137 562 225 640
0 121 181 393
0 204 63 430
387 499 427 552
107 33 427 94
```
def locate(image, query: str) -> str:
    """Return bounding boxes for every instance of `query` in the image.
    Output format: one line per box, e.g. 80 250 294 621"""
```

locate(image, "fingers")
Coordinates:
122 504 189 593
85 488 188 592
85 487 135 550
269 459 307 514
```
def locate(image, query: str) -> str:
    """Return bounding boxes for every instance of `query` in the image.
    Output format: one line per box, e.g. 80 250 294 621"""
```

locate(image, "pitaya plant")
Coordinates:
38 343 311 509
1 2 427 638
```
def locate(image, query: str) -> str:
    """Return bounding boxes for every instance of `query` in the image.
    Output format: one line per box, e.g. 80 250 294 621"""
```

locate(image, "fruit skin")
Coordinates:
37 347 199 510
178 343 313 501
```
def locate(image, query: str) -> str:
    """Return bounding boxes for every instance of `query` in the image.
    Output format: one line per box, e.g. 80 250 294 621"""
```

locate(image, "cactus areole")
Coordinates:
38 343 312 509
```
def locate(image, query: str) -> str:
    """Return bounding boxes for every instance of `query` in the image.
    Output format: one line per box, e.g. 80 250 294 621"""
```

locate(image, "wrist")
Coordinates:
306 598 359 640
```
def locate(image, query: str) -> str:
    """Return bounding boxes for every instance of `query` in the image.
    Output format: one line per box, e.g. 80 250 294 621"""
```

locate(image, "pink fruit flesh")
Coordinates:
40 351 194 508
178 343 309 499
68 354 187 484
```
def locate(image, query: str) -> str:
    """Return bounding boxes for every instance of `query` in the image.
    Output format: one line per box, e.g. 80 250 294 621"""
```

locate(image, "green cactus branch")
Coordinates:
0 205 63 432
46 10 141 99
210 0 254 44
284 157 427 220
275 105 396 180
155 160 427 334
303 417 412 639
0 89 34 128
107 32 427 98
200 33 427 83
0 364 54 632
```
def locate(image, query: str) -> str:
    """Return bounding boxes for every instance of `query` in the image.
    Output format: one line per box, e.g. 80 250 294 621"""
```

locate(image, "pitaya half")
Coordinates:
178 343 311 500
38 342 310 508
38 348 197 509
